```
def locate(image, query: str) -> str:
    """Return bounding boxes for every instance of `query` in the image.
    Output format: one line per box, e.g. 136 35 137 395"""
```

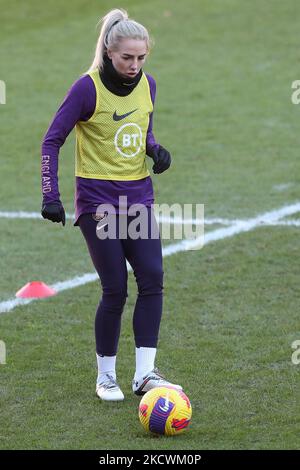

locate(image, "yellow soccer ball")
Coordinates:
138 386 192 436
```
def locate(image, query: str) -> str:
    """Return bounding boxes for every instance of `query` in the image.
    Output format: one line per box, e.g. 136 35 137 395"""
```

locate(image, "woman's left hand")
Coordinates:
148 145 171 174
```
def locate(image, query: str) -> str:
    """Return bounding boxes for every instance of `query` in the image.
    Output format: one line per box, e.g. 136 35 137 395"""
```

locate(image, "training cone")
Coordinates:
16 281 57 299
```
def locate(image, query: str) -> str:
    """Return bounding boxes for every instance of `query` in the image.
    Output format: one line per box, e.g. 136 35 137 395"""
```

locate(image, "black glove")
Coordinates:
41 202 66 226
147 145 171 174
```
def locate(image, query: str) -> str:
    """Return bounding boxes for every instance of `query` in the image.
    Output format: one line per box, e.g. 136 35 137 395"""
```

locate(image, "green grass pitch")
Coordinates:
0 0 299 450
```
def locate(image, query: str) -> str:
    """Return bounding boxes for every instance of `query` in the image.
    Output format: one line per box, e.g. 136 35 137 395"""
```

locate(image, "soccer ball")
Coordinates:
138 386 192 436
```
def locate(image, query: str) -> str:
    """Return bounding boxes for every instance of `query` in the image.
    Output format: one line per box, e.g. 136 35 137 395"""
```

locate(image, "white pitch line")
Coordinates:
162 202 300 254
1 210 300 228
0 211 74 220
263 220 300 227
157 215 234 226
0 210 232 226
51 272 99 292
5 210 298 227
272 183 293 192
1 202 300 314
0 297 33 312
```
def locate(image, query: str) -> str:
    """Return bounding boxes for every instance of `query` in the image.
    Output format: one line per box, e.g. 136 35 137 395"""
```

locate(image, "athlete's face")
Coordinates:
107 38 148 78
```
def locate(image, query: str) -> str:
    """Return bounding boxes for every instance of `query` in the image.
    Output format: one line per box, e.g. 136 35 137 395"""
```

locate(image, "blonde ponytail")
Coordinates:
87 8 151 73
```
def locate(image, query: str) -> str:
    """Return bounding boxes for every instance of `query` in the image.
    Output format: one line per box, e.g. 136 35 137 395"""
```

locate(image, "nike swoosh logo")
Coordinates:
113 109 138 121
96 223 108 231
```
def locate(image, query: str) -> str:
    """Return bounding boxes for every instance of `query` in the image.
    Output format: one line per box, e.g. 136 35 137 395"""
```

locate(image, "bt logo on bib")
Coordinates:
114 123 142 158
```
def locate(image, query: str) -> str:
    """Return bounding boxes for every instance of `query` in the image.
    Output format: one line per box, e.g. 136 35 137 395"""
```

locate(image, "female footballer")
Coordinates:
41 8 182 401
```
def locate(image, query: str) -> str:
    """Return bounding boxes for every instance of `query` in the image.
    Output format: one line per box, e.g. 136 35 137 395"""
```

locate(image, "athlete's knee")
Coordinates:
101 285 128 314
137 265 164 295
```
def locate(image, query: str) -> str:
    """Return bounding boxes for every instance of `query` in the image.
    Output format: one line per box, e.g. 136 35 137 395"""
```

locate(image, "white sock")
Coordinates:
96 353 117 384
134 347 157 381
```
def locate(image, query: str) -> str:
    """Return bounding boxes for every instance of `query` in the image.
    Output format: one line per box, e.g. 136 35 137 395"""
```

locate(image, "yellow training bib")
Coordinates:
75 70 153 180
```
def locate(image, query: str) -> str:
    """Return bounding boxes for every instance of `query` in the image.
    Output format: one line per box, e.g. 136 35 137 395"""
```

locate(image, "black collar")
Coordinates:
99 54 143 96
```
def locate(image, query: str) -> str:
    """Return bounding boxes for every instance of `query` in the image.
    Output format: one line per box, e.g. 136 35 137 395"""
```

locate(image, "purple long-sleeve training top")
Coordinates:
41 73 159 225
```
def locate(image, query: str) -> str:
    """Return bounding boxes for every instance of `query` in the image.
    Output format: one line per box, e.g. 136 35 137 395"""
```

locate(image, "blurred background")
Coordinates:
0 0 299 450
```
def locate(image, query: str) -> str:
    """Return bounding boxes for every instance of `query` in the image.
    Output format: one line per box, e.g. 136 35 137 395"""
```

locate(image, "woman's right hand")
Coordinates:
41 202 66 226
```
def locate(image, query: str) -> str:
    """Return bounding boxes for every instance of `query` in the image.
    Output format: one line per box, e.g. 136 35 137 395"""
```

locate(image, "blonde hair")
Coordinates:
87 8 152 73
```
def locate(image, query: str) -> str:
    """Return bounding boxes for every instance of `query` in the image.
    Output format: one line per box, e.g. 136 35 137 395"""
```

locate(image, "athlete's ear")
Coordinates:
107 49 112 59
